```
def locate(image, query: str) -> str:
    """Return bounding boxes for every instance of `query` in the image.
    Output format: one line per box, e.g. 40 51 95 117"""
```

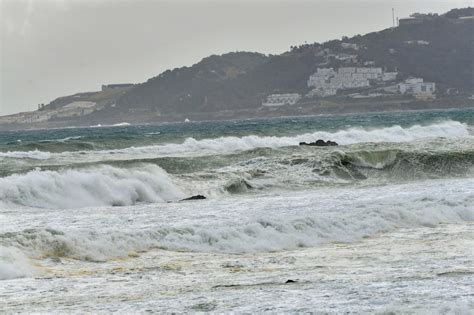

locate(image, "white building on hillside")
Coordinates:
341 42 359 50
382 72 398 81
334 54 358 63
307 67 384 97
307 68 336 87
398 77 436 99
307 87 338 97
405 40 430 45
262 93 301 107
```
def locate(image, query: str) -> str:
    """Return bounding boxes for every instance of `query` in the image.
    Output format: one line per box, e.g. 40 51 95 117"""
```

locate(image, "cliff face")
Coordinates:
113 13 473 117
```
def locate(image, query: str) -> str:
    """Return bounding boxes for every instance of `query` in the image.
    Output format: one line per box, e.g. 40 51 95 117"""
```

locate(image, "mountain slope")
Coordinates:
113 10 473 117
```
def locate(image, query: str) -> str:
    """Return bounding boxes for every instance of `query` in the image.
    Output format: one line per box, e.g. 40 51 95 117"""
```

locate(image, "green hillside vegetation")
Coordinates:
117 52 268 115
353 18 473 91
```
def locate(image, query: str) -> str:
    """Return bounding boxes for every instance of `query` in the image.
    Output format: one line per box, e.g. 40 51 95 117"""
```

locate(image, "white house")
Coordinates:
405 40 430 45
334 54 358 63
263 93 302 107
307 87 337 97
398 77 436 99
341 42 359 50
382 72 398 81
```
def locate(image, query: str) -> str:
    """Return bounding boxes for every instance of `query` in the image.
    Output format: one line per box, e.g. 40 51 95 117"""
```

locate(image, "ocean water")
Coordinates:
0 109 473 313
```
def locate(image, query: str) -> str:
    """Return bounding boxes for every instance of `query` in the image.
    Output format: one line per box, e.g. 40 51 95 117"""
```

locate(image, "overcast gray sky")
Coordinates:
0 0 471 115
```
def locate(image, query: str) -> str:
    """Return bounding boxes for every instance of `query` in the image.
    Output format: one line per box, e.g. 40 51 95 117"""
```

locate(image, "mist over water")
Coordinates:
1 108 473 312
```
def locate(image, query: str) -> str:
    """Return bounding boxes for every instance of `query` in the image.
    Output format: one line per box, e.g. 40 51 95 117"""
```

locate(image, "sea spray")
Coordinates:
0 164 185 209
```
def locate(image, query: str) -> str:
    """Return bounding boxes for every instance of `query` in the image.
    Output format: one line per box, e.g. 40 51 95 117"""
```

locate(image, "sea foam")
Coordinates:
114 120 470 157
1 120 469 160
1 178 472 266
0 149 51 160
0 247 38 280
0 164 185 209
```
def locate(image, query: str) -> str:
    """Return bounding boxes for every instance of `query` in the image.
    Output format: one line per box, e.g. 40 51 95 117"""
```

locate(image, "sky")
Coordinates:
0 0 471 116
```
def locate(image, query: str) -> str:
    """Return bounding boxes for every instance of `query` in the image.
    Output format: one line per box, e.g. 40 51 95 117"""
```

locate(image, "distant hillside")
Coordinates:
116 52 269 115
111 8 472 117
1 7 473 129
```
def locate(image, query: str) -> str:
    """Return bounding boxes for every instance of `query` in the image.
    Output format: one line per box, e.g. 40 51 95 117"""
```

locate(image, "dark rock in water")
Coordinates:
299 140 338 147
181 195 207 201
285 279 297 284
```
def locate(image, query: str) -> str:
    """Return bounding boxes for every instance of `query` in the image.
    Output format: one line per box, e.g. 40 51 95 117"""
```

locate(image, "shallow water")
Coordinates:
1 108 473 312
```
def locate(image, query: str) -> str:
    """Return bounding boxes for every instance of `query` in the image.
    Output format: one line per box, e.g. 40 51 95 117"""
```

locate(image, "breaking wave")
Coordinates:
1 120 469 160
1 146 473 209
0 247 38 280
334 148 474 180
112 122 131 127
88 120 471 157
0 165 185 209
1 177 472 279
209 147 474 190
38 136 83 143
0 149 51 160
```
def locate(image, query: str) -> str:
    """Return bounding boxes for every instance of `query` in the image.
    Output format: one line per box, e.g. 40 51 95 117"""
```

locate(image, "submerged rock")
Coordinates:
299 140 338 147
181 195 207 201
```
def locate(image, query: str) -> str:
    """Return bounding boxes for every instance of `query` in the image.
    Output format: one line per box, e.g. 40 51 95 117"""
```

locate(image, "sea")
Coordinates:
0 108 473 313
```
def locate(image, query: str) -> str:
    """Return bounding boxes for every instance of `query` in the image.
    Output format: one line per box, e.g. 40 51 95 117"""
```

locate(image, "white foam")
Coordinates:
0 164 185 209
118 120 468 157
38 136 82 143
345 150 399 169
0 149 51 160
2 178 472 260
4 120 469 161
112 122 131 127
0 247 38 280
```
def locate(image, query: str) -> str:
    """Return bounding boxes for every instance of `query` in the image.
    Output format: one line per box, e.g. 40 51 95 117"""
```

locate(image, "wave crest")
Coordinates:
1 179 472 263
1 120 469 160
0 149 51 160
0 165 185 209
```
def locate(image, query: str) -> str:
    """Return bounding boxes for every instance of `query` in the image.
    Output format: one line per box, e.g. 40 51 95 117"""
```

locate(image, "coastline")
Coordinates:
1 97 473 131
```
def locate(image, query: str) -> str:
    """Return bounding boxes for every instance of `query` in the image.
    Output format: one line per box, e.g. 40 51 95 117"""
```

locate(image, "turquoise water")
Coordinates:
1 108 473 152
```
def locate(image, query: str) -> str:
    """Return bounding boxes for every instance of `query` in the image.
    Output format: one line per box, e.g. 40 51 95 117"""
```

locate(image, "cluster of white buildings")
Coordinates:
305 67 435 100
341 42 359 50
262 93 301 107
334 54 358 63
405 40 430 45
398 77 436 99
307 67 398 97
